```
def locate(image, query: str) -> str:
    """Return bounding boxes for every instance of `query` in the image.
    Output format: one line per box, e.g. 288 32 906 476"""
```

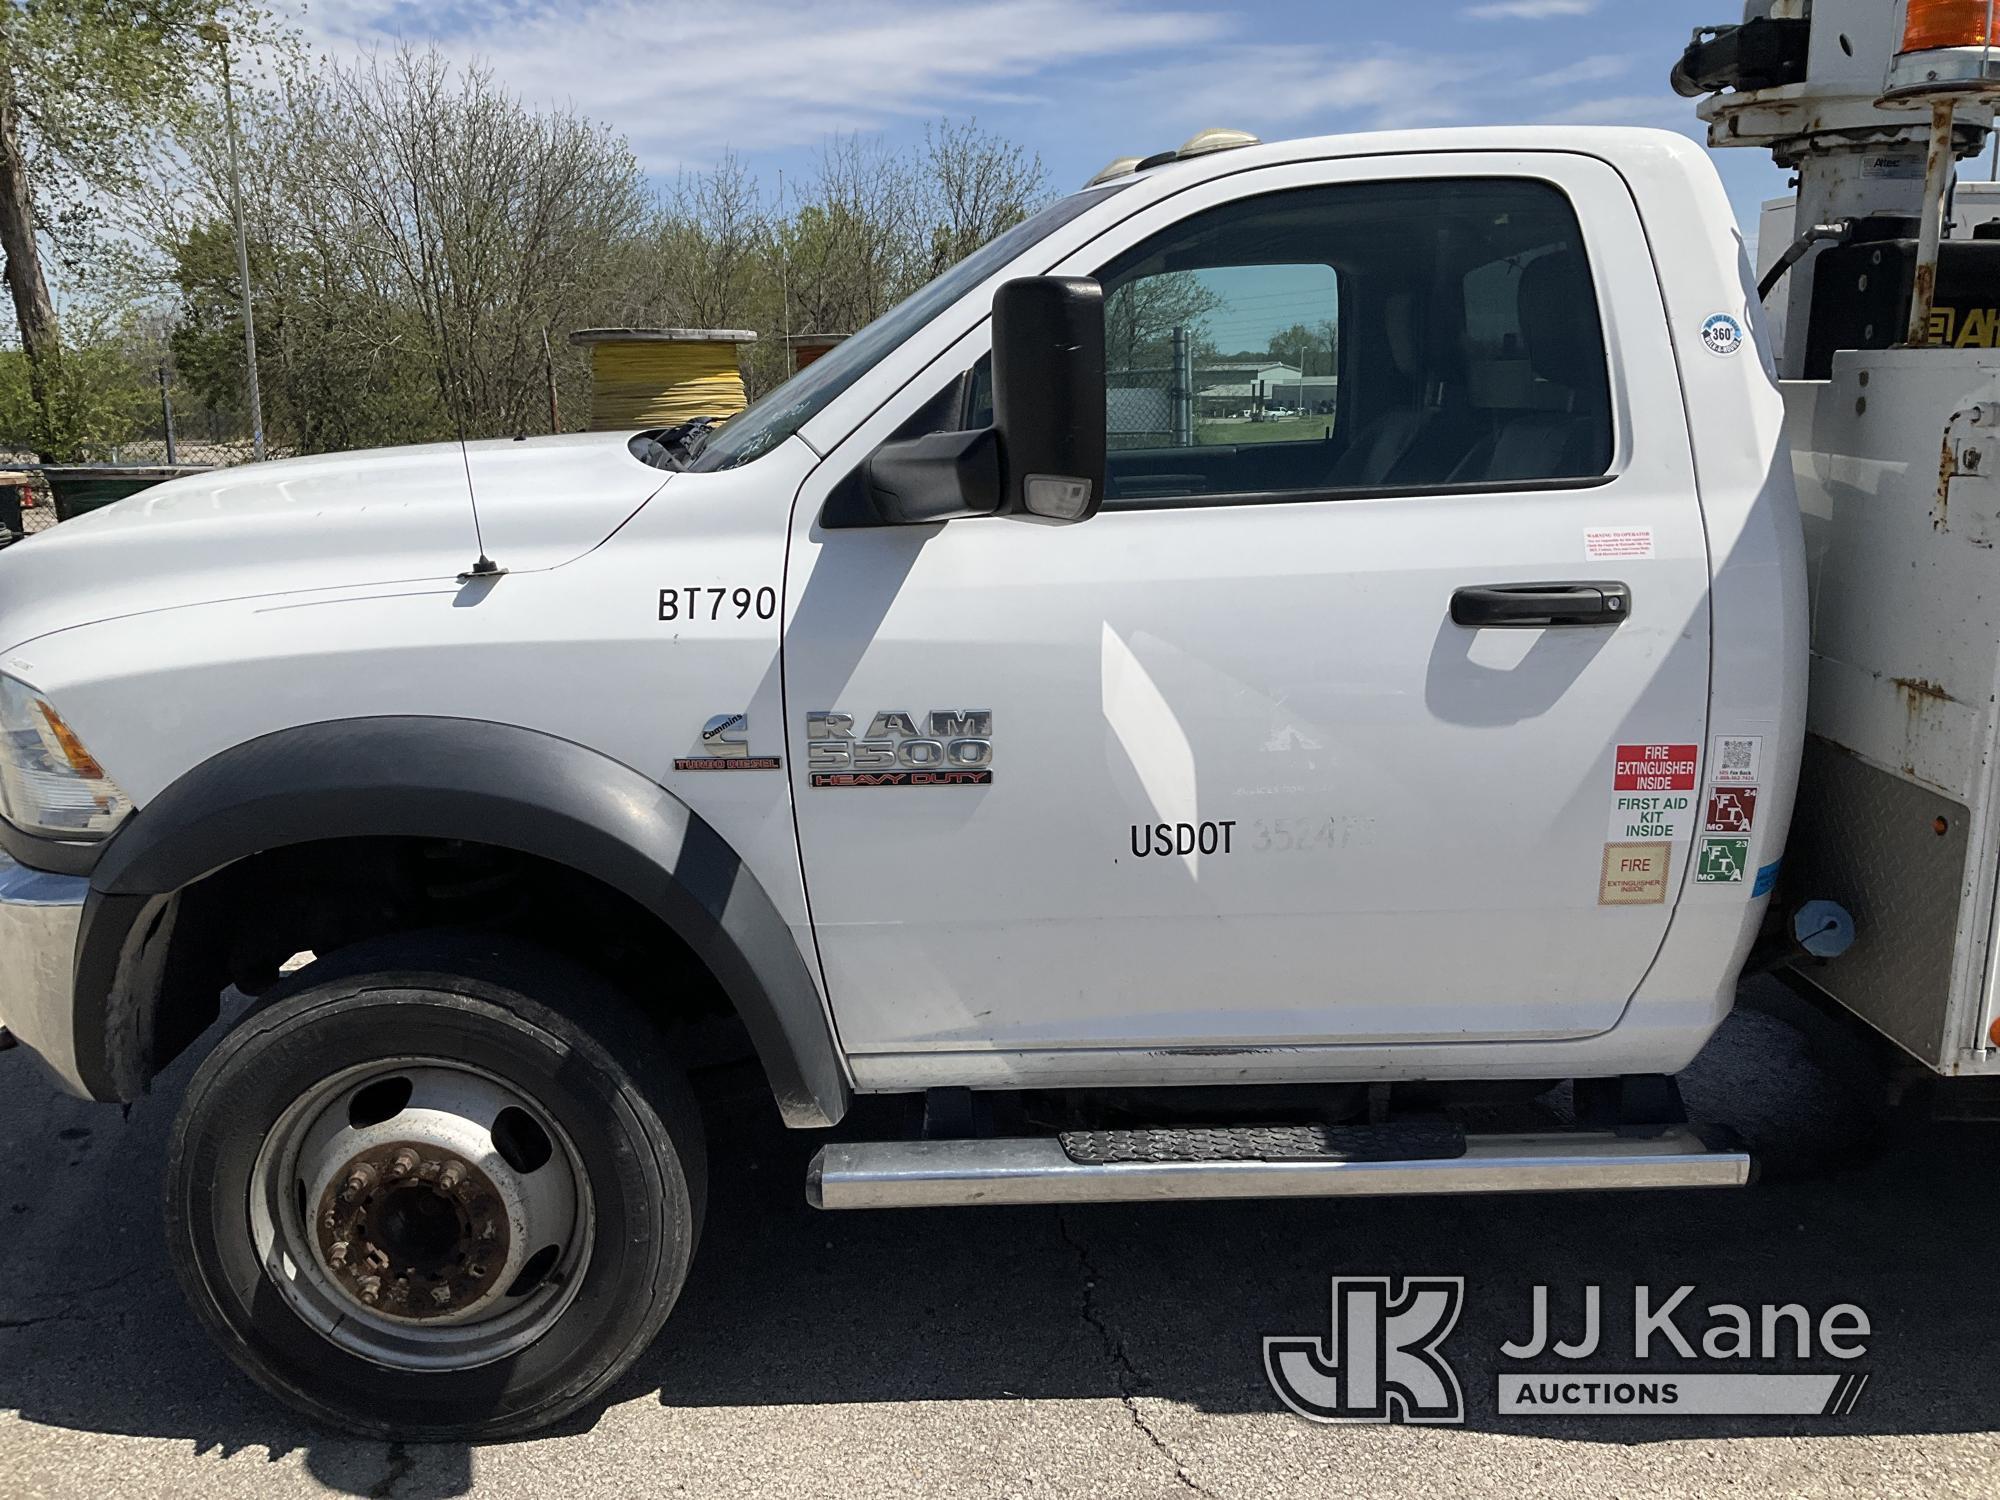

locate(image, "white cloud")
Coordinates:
1100 45 1501 138
1464 0 1597 19
1535 93 1691 129
1532 53 1629 88
294 0 1228 168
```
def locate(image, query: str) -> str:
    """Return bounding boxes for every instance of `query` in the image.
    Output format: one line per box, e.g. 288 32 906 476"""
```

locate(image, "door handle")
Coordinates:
1450 582 1631 628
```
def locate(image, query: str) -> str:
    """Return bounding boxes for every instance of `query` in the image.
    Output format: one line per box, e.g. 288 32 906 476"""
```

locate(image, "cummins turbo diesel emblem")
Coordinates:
675 713 782 772
807 710 993 788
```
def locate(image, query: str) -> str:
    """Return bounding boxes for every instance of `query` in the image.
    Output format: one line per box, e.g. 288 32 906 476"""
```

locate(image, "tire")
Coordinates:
165 932 706 1440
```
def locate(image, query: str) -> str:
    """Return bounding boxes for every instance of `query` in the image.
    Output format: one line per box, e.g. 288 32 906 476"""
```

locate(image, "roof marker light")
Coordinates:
1085 155 1143 187
1175 127 1261 159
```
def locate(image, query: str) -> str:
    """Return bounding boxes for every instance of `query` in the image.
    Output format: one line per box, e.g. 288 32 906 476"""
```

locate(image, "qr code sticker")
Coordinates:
1712 735 1761 786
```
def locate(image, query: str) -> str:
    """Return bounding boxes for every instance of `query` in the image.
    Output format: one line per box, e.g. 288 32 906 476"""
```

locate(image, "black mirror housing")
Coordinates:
838 274 1104 530
992 276 1106 522
861 427 1000 525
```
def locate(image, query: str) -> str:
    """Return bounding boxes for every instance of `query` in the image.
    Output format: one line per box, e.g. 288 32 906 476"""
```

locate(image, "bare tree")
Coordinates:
1105 272 1223 372
163 46 646 446
148 46 1060 452
311 49 645 436
912 119 1048 283
778 134 913 336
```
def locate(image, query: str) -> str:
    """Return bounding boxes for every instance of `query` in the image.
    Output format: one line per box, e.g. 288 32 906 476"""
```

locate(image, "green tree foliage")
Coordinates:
1264 320 1339 377
1 0 276 270
0 0 283 455
157 85 1054 449
0 310 154 459
158 46 645 450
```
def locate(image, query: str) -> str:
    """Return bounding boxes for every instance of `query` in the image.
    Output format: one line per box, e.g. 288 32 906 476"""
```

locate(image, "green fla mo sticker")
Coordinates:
1695 836 1751 883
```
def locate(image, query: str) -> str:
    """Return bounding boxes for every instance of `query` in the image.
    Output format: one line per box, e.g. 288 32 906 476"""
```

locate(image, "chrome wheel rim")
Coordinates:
250 1058 594 1371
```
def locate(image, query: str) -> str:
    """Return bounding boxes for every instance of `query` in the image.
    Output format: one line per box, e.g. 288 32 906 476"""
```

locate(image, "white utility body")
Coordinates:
0 0 1988 1440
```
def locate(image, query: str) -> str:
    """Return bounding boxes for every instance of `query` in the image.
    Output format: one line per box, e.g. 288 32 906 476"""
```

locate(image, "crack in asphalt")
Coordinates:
0 1311 86 1332
1057 1210 1216 1500
0 1267 147 1334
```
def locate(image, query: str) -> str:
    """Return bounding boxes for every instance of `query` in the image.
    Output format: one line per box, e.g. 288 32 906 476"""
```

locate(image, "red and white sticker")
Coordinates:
1710 735 1762 786
1615 743 1698 792
1585 528 1655 561
1607 743 1700 842
1704 786 1758 834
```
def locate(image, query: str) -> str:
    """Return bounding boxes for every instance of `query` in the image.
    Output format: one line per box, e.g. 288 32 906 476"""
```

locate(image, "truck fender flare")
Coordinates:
77 716 849 1128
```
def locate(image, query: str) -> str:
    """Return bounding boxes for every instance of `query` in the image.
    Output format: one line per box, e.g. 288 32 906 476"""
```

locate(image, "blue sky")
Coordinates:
301 0 1791 243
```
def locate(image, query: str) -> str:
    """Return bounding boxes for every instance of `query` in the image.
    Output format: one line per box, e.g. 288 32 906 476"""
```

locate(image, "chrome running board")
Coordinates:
806 1128 1750 1210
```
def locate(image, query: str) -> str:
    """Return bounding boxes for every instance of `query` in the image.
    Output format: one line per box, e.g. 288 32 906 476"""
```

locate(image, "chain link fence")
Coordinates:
0 359 271 546
1110 362 1341 451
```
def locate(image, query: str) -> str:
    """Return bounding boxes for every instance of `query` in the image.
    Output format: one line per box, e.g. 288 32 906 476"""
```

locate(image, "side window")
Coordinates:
1106 264 1339 455
1094 177 1612 508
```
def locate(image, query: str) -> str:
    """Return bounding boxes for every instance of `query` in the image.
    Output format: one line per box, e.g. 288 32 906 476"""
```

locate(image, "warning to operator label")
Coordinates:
1614 744 1698 792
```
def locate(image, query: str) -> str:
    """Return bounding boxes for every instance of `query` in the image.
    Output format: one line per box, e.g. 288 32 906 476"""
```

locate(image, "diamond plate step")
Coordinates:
1058 1118 1465 1165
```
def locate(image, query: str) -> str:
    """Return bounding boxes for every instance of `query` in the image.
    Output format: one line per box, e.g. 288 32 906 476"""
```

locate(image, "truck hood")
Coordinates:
0 430 669 650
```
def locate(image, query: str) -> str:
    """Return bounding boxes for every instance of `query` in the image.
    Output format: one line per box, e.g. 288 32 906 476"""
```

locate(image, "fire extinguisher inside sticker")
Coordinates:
1601 842 1672 905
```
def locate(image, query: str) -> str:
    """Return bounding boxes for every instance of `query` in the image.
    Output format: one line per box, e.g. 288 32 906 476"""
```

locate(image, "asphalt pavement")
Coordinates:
4 979 1999 1500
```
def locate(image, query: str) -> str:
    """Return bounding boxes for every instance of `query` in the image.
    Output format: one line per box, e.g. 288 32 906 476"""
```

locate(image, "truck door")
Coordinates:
782 153 1708 1074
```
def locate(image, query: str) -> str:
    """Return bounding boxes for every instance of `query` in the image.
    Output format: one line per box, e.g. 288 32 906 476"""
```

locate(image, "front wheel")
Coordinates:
165 934 706 1439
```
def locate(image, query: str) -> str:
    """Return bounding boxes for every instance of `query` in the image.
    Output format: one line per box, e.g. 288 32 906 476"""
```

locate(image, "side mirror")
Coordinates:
855 275 1105 528
993 276 1105 521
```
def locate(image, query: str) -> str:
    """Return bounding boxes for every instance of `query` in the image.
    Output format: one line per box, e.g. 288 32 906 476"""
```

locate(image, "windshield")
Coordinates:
689 184 1127 472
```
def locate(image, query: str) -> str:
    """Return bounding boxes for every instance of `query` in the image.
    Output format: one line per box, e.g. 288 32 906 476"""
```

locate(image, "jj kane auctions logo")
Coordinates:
1266 1279 1871 1422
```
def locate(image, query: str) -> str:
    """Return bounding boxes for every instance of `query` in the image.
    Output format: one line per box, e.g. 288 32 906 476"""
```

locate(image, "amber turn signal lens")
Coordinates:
1903 0 1997 53
34 699 106 779
1989 1014 2000 1047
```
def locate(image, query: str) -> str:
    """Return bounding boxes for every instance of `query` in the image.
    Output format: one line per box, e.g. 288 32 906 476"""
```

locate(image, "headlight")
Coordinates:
0 674 133 839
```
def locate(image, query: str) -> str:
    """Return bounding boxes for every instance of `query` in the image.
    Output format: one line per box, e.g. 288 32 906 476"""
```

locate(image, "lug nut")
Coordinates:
357 1276 382 1304
389 1149 419 1178
438 1160 466 1193
341 1162 378 1202
430 1285 453 1308
329 1240 349 1266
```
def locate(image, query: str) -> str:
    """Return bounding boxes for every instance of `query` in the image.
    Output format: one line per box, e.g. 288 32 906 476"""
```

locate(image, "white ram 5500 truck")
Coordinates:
0 123 1800 1436
1 0 1993 1431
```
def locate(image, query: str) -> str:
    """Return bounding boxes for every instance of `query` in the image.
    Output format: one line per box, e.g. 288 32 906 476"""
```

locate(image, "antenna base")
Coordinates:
458 555 508 583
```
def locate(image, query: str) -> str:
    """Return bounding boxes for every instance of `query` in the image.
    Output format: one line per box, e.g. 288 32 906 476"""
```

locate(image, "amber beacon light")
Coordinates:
1901 0 1996 53
1885 0 2000 99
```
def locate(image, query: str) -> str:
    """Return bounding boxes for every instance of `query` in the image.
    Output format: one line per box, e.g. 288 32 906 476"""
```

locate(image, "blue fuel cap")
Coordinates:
1792 899 1856 959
